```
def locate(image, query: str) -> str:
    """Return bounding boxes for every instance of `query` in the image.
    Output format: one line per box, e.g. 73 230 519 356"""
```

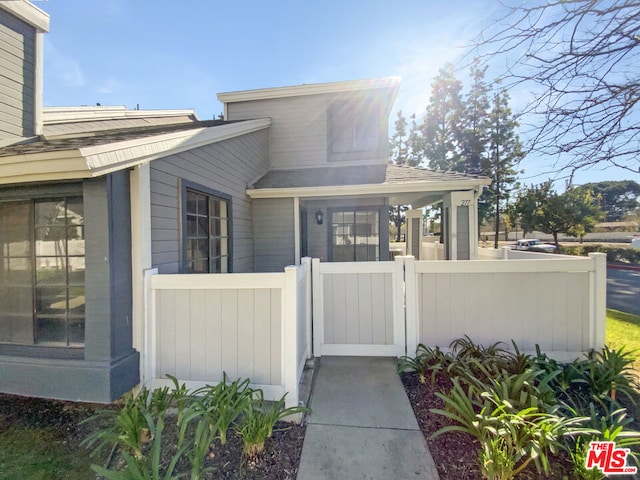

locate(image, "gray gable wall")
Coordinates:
0 8 36 140
150 129 270 274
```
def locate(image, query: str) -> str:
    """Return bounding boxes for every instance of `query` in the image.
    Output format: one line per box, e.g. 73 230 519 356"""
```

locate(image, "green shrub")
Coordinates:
83 373 310 479
559 245 640 265
431 376 583 478
237 392 309 461
397 344 453 385
409 337 640 480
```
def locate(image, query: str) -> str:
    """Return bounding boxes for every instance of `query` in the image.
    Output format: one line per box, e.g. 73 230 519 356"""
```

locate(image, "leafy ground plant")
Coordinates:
83 373 310 479
238 392 310 461
406 336 640 480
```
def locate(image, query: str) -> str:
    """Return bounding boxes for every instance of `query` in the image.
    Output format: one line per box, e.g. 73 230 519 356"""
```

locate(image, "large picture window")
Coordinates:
0 197 85 347
184 185 230 273
330 209 380 262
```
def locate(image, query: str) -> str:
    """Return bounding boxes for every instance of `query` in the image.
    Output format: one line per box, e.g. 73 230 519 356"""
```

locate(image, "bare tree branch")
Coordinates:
471 0 640 175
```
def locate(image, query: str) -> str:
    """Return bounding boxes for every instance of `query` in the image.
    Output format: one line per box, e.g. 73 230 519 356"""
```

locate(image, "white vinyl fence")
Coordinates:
141 253 606 408
143 258 311 409
405 253 607 361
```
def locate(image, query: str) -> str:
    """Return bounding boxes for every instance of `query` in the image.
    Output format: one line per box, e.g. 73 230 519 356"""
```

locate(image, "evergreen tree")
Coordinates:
406 113 424 167
460 60 491 176
482 89 523 248
422 64 464 171
388 110 412 241
389 110 408 165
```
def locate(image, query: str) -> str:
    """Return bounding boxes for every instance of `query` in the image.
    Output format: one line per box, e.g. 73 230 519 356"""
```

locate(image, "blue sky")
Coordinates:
35 0 632 186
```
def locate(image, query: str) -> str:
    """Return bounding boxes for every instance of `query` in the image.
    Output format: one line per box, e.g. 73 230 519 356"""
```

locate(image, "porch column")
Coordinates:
405 209 423 259
442 190 478 260
130 164 152 379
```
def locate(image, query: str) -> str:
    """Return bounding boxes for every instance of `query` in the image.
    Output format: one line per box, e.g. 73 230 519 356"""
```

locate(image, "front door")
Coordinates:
329 208 383 262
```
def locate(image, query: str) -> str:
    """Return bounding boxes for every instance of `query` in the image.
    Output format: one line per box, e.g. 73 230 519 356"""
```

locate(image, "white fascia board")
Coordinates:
80 118 271 176
218 77 402 103
0 1 50 32
0 150 89 185
246 178 492 199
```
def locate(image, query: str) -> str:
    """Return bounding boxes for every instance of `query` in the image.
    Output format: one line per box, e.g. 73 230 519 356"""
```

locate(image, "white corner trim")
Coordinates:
33 31 44 135
0 0 50 32
218 77 402 103
80 118 271 176
246 178 492 199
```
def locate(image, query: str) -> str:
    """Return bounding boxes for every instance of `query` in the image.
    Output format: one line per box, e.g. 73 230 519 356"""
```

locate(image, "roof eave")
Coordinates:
0 118 271 185
218 77 402 103
0 0 49 32
246 178 491 199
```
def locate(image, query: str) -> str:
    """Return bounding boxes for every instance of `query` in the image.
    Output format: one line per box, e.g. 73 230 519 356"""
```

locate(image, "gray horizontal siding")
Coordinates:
149 129 269 274
253 198 295 272
226 93 390 170
0 8 35 139
227 96 328 169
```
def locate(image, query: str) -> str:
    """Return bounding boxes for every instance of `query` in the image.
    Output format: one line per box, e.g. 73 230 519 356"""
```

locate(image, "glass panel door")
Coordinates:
331 209 380 262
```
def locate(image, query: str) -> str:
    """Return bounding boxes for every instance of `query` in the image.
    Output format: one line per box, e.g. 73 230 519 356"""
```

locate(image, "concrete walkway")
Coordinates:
296 356 440 480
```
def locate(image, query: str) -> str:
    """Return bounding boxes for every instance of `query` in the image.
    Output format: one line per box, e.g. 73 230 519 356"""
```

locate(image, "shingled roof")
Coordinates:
0 119 229 157
250 164 489 189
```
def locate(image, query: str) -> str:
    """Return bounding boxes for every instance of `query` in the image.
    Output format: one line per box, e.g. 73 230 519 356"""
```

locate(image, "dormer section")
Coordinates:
218 77 400 169
0 0 49 143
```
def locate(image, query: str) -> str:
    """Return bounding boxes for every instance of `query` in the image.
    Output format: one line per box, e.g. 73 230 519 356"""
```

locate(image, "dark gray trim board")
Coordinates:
0 174 140 402
0 350 139 403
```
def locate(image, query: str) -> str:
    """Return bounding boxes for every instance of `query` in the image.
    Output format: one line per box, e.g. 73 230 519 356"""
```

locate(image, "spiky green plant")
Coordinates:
237 392 310 460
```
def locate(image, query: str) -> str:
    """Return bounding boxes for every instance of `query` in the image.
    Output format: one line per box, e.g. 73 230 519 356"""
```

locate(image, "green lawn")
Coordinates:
0 427 94 480
606 308 640 371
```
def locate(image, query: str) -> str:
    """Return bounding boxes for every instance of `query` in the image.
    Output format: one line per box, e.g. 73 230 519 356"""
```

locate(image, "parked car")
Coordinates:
513 239 557 253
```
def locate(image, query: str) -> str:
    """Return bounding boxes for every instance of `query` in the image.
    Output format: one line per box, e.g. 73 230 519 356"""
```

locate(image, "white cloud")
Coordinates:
44 38 86 88
97 76 124 95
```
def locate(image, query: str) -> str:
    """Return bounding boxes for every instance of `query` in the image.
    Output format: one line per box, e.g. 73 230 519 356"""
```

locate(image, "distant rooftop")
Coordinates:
0 119 228 157
43 106 199 124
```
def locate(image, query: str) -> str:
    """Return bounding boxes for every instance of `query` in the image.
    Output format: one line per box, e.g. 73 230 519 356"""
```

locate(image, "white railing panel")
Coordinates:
415 261 594 355
153 287 284 386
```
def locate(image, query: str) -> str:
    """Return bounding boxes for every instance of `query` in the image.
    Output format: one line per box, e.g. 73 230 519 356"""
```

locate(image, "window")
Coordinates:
184 186 230 273
330 209 380 262
0 197 85 347
329 101 381 155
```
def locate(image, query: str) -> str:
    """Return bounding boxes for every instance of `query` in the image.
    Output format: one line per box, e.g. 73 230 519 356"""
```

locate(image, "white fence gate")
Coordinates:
311 257 406 356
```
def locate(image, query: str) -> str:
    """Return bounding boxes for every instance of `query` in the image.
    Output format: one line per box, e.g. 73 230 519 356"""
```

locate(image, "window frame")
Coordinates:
327 100 385 162
180 180 233 274
327 205 389 262
0 183 85 355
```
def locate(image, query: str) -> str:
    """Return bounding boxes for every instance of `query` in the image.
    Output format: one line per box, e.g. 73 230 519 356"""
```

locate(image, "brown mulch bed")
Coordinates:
0 393 306 480
400 372 579 480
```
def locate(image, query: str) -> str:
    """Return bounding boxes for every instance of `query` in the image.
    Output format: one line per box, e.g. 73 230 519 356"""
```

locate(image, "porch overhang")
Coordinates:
246 164 491 207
